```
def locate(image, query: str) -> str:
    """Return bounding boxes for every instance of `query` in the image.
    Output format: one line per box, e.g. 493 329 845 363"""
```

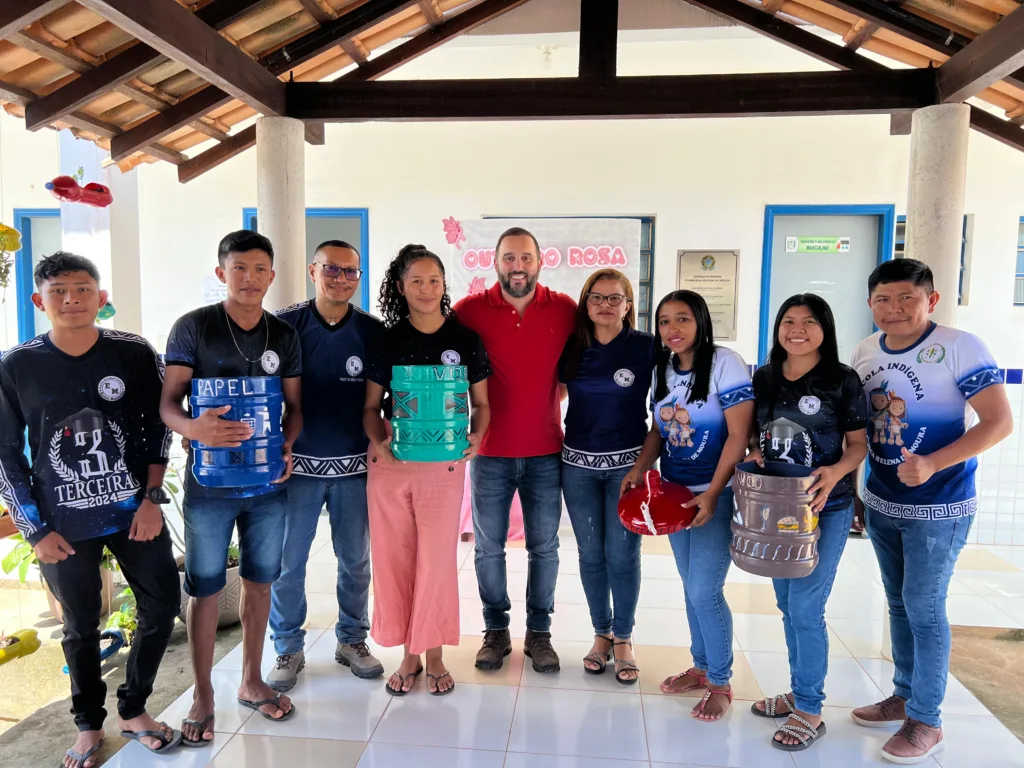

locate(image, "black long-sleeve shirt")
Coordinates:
0 330 171 545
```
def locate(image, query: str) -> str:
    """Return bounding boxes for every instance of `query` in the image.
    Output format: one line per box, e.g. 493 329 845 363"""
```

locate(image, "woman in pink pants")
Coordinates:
363 245 491 696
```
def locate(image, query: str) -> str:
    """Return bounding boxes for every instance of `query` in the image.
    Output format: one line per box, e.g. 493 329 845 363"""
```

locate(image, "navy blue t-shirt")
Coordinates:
559 328 655 469
277 300 383 477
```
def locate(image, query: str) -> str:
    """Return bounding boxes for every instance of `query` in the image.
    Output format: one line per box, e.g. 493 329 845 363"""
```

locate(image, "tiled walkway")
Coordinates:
89 522 1024 766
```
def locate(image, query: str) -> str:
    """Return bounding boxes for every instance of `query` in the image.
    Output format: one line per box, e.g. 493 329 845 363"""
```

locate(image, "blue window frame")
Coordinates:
894 215 968 305
1015 217 1024 306
242 207 370 309
13 208 61 343
759 204 896 365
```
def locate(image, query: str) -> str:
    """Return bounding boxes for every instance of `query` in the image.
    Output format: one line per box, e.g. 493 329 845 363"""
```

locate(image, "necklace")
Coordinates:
223 304 269 364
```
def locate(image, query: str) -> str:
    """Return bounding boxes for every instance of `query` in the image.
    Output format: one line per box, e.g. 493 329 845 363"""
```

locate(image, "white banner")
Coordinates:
445 217 642 303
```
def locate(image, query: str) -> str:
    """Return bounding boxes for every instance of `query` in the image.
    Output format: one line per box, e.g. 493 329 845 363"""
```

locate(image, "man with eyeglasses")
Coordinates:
267 240 385 691
453 227 576 673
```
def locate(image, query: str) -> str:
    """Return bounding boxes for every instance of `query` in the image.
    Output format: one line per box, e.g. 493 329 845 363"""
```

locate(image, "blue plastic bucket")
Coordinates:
189 376 284 487
390 365 470 462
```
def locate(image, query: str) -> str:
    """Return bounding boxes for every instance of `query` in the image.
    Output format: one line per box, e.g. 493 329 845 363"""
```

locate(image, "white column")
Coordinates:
878 103 971 662
904 103 970 326
105 168 143 334
256 116 305 311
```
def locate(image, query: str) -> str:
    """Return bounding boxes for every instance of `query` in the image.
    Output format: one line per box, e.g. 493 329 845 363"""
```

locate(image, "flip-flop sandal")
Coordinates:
237 694 297 721
120 724 183 754
384 666 423 697
692 687 733 721
612 640 639 686
62 740 103 768
426 671 456 696
660 668 708 694
751 693 795 719
771 714 827 751
180 714 215 747
583 635 613 675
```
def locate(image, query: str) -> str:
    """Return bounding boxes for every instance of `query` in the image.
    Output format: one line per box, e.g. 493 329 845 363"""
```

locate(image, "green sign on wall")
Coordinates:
785 236 850 253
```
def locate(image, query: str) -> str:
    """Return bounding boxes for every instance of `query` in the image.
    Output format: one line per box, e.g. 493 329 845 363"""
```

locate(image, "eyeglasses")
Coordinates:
317 263 362 280
586 293 628 307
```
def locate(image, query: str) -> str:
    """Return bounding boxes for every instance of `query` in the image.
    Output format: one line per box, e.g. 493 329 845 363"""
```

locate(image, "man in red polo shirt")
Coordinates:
454 227 576 673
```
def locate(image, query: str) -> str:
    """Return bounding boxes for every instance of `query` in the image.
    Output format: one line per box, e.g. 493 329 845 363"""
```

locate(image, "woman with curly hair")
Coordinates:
363 245 491 696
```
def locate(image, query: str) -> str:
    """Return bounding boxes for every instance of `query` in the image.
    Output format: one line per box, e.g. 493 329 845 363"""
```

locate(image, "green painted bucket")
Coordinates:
390 365 470 462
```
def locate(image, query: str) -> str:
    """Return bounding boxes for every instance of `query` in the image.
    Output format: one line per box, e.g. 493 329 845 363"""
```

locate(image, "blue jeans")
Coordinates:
668 488 734 686
183 489 287 598
866 506 972 728
562 463 641 639
773 502 854 716
471 454 562 632
269 474 371 654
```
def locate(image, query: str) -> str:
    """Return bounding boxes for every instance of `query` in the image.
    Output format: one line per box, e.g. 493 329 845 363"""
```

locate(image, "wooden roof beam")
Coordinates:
937 6 1024 102
179 0 532 182
339 38 369 64
297 0 333 24
117 0 417 162
418 1 442 26
77 0 286 116
0 0 67 40
286 70 938 121
844 20 878 50
968 104 1024 151
23 0 270 132
579 0 618 80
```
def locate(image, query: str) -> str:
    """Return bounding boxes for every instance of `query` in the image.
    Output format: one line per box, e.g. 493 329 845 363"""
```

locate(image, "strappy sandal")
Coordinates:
384 665 423 696
181 714 214 747
237 693 296 721
692 686 733 721
660 667 708 694
771 713 827 751
583 634 613 675
751 692 794 719
612 639 639 686
427 671 456 696
62 740 103 768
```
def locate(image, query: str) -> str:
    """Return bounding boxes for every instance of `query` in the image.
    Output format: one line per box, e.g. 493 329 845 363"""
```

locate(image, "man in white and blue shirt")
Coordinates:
850 258 1012 764
267 241 386 690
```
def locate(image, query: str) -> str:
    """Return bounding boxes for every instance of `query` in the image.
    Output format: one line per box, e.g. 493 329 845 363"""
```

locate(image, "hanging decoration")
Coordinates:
45 175 114 208
0 222 22 304
98 302 117 320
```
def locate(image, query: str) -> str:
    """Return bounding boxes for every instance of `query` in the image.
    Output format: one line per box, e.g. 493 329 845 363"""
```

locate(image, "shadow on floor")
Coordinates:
949 625 1024 743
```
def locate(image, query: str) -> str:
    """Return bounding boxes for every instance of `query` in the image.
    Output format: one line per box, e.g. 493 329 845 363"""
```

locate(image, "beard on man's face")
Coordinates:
498 270 538 299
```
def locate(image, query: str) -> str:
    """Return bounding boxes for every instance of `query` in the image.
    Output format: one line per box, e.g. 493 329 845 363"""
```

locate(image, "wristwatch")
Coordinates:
145 487 171 505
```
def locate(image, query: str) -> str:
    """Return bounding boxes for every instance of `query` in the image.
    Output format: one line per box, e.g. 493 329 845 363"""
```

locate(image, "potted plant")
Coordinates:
1 534 116 622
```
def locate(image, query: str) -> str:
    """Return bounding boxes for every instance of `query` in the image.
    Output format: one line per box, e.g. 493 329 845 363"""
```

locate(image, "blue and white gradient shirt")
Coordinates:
851 323 1001 520
651 346 754 492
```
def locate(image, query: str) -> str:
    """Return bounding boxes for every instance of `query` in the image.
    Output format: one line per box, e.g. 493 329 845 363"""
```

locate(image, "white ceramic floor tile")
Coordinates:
519 639 639 694
788 706 939 768
826 618 885 659
305 560 341 594
459 598 528 638
945 594 1022 629
357 743 505 768
637 578 687 610
642 693 799 767
103 731 232 768
505 755 651 768
744 652 884 709
309 545 338 564
732 614 850 657
985 596 1024 625
302 630 404 680
371 682 518 750
208 734 366 768
238 674 390 741
457 541 475 570
549 601 609 643
214 628 325 676
946 578 978 596
825 589 888 621
156 669 256 735
642 553 683 581
953 571 1024 599
934 714 1024 768
633 607 691 647
855 658 991 717
507 687 648 761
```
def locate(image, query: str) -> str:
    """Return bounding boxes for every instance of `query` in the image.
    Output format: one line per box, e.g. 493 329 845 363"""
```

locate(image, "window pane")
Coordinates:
1016 277 1024 305
641 221 652 250
1016 250 1024 274
640 251 650 280
1018 222 1024 248
639 284 649 313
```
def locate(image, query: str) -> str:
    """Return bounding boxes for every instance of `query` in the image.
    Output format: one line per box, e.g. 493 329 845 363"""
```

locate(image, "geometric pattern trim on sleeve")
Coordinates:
719 384 755 409
957 367 1002 399
862 487 977 520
